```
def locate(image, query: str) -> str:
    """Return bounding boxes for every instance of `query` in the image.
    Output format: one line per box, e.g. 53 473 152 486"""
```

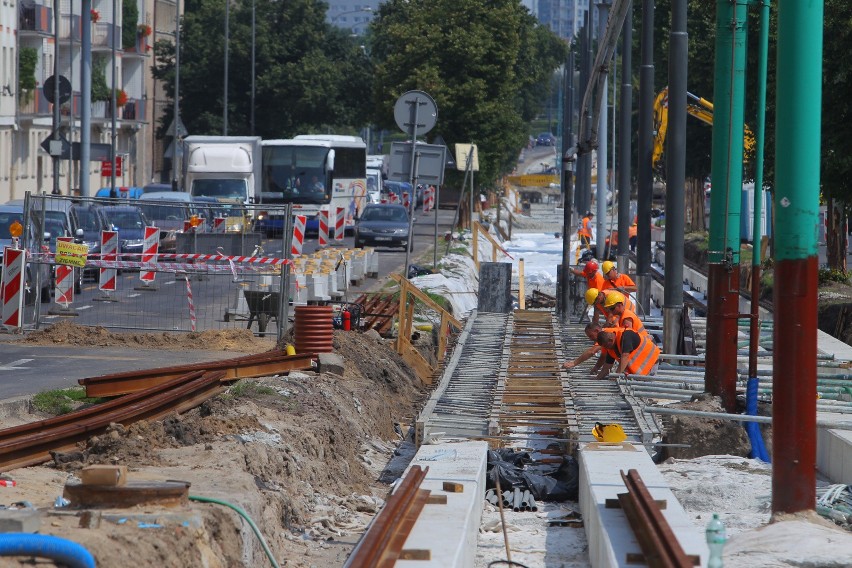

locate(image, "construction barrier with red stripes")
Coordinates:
54 237 74 306
139 226 160 283
292 215 306 257
318 210 329 248
99 230 118 292
334 207 345 242
1 246 25 329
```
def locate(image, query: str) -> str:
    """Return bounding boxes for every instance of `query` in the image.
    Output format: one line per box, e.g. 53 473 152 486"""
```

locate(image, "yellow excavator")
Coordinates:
652 86 755 168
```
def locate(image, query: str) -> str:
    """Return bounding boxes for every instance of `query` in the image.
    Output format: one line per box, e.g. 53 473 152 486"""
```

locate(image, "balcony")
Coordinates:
18 90 52 117
121 98 146 122
92 22 120 50
19 2 54 35
124 34 151 57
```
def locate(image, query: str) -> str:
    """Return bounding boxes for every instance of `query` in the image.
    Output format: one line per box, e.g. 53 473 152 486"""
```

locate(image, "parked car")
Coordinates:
99 205 149 260
536 132 556 146
353 204 412 250
0 205 52 304
137 192 196 254
70 203 111 287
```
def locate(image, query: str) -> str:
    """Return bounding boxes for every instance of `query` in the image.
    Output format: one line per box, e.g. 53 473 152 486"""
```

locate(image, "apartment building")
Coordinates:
0 0 178 203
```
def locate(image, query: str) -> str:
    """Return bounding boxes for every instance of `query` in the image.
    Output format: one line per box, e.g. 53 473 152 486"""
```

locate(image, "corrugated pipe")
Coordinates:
745 377 770 461
0 534 95 568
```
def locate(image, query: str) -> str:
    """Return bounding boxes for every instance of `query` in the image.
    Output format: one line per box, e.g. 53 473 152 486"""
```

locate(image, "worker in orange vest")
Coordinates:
595 327 660 379
572 260 604 291
601 260 637 293
578 211 593 250
602 291 646 335
585 288 635 325
563 323 615 375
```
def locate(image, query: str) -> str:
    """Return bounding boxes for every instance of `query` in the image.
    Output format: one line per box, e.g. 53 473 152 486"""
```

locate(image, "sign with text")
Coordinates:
55 240 89 268
455 143 479 172
101 156 122 177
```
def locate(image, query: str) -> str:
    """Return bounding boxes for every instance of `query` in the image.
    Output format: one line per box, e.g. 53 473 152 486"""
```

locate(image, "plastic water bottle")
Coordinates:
705 513 726 568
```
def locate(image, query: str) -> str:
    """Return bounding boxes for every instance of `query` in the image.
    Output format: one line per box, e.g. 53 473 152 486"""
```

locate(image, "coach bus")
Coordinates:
257 135 367 237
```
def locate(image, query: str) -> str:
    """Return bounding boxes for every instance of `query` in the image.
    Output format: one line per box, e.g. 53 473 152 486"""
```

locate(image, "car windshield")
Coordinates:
104 210 145 229
139 203 189 222
74 208 103 232
43 218 67 238
191 179 247 200
361 207 407 223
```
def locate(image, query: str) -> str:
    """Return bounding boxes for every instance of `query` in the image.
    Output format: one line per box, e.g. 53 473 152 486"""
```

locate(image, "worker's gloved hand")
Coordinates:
563 361 576 370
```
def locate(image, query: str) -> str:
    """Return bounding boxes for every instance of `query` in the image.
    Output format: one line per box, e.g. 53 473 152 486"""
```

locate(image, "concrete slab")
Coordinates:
396 441 488 568
578 442 708 568
0 509 41 533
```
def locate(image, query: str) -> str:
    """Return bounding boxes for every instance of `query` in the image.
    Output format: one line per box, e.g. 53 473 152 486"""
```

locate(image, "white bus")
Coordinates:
258 135 367 236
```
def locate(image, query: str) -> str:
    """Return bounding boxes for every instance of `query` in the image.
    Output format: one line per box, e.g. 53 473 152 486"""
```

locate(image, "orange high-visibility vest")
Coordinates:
587 272 604 291
607 328 659 375
602 273 636 291
616 308 646 336
578 216 592 238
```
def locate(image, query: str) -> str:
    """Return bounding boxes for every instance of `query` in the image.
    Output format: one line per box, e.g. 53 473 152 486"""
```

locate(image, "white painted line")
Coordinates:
76 305 93 311
128 293 141 298
165 281 176 286
0 359 33 371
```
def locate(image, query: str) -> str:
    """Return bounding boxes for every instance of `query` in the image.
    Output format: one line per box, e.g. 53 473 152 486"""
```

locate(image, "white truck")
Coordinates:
181 136 261 205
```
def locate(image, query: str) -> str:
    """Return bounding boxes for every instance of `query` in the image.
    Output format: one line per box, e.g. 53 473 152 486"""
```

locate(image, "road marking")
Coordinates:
165 281 176 286
76 305 93 311
0 359 33 371
128 293 141 298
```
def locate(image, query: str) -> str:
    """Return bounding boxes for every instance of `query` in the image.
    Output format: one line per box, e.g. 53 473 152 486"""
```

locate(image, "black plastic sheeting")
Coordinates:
485 448 579 502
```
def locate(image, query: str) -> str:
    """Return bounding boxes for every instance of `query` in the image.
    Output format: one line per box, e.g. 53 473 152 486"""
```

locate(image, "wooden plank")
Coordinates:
63 480 190 509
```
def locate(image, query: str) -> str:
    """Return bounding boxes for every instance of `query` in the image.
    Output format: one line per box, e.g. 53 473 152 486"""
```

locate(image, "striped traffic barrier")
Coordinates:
184 275 197 332
97 230 118 300
48 236 79 316
318 210 329 248
389 193 398 204
213 217 227 233
139 226 160 286
291 215 306 257
335 207 345 242
403 192 410 209
1 246 25 330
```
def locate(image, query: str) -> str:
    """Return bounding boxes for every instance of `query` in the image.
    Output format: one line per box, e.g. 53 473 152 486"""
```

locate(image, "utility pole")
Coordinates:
172 0 181 191
595 1 610 254
560 49 576 324
636 0 654 313
663 0 687 354
223 0 230 135
250 0 256 135
616 2 632 274
110 0 117 195
51 0 61 194
80 0 92 196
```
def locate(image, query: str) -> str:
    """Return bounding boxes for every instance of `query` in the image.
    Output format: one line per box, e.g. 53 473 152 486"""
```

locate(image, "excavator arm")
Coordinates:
652 86 755 169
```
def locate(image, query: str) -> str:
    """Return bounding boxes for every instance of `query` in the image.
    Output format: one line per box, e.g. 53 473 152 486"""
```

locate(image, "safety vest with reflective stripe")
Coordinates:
607 328 659 376
601 290 635 313
616 308 646 336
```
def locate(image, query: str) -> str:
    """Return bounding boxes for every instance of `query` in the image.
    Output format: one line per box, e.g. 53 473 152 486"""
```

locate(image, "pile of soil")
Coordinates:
25 320 272 352
4 330 427 567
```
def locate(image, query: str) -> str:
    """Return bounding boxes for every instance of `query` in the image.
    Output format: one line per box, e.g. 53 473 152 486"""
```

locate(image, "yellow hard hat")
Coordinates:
602 260 616 275
592 422 627 443
603 291 625 308
585 288 600 306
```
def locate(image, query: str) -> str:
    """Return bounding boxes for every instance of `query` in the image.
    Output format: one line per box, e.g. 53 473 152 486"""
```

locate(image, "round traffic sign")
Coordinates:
43 75 72 105
393 90 438 137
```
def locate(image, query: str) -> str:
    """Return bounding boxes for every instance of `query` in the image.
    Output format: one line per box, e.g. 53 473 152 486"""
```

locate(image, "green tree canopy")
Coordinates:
370 0 567 184
153 0 372 139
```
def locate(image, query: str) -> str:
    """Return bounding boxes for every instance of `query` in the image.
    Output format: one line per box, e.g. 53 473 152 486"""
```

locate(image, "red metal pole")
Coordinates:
705 264 740 412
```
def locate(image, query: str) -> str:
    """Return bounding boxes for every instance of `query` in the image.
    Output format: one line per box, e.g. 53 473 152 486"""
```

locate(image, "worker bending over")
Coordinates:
602 292 646 335
563 323 611 374
594 328 660 380
585 288 635 325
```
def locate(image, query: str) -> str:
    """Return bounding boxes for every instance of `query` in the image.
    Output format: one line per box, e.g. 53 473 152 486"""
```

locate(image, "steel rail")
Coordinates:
0 370 226 472
618 469 695 567
79 351 316 397
344 465 430 567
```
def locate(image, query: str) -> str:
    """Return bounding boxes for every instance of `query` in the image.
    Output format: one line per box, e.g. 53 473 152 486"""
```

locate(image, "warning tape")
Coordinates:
34 252 290 265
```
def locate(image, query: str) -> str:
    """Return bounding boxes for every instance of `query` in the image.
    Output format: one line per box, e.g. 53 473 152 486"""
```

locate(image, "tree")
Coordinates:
122 0 139 50
153 0 372 139
369 0 566 184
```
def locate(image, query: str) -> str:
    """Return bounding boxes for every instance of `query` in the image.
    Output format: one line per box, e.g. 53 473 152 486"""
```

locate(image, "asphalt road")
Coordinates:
1 206 458 399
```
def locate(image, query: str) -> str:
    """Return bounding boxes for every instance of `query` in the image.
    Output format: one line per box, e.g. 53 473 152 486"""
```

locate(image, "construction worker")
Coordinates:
595 328 660 380
563 323 613 375
585 288 635 325
601 260 637 294
578 210 593 250
603 292 646 335
572 260 604 291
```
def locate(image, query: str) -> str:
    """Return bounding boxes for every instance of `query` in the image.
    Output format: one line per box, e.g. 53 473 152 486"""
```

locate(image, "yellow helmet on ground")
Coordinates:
585 288 600 306
602 260 616 275
592 422 627 443
603 291 625 308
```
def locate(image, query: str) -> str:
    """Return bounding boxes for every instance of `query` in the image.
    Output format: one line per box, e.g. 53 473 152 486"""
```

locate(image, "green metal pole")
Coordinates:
772 0 822 515
706 0 748 411
748 0 770 380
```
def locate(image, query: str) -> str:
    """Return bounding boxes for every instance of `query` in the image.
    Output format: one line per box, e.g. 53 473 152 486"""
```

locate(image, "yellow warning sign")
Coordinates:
507 174 560 187
55 240 89 268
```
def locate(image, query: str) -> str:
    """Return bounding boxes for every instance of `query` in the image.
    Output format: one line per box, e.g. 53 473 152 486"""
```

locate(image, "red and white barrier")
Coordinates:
334 207 345 242
99 230 118 292
184 275 196 332
212 217 227 233
291 215 306 257
183 220 193 233
389 193 398 204
403 192 410 209
1 246 25 329
318 210 329 247
54 237 74 305
139 226 160 283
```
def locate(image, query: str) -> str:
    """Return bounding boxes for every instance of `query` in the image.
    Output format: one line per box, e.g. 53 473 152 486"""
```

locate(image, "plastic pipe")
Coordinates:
745 377 770 461
189 495 280 568
0 534 96 568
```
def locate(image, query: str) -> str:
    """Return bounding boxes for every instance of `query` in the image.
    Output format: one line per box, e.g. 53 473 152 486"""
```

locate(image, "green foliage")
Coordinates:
18 47 38 102
819 267 850 286
122 0 139 50
227 380 279 398
369 0 566 185
153 0 372 139
91 58 111 101
32 388 104 416
821 0 852 205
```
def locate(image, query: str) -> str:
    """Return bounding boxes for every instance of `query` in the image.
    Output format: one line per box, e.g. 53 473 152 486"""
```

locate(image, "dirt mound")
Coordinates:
5 329 429 567
659 394 754 460
24 320 271 352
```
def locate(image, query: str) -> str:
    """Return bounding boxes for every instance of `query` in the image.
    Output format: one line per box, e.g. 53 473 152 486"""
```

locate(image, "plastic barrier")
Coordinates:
98 230 118 292
319 210 329 247
291 215 306 257
335 207 345 242
1 246 25 329
139 226 159 283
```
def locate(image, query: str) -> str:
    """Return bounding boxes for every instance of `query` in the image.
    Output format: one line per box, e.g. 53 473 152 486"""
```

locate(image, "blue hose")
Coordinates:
0 533 96 568
745 377 770 462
